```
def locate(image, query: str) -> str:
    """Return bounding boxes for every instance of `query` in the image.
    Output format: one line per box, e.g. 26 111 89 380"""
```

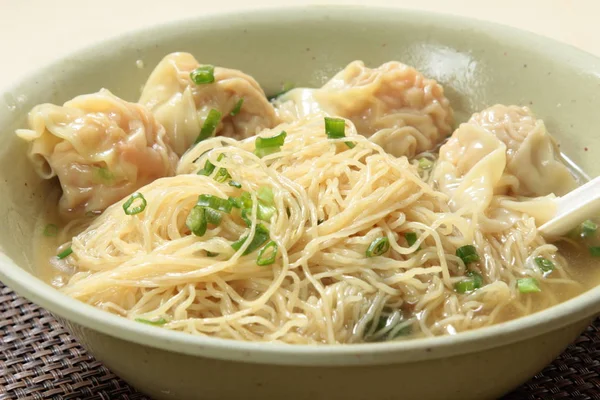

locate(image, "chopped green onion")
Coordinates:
197 153 221 175
135 318 168 326
229 196 243 209
366 237 390 257
456 245 480 265
325 117 345 139
229 192 252 209
257 203 276 221
43 224 58 237
257 241 278 266
232 189 276 222
197 194 232 213
186 206 208 236
190 65 215 84
405 232 418 248
123 192 147 215
57 247 73 260
231 224 270 255
204 208 222 225
582 219 598 238
324 117 355 148
365 314 412 341
92 166 115 184
517 277 541 293
454 271 484 293
197 153 230 182
257 187 274 205
230 98 244 116
214 166 231 183
197 159 217 176
418 158 434 170
267 82 295 101
241 208 253 227
468 270 484 288
255 131 287 158
241 204 275 224
590 246 600 257
256 132 287 149
534 257 554 273
195 109 222 144
206 251 219 257
229 180 242 188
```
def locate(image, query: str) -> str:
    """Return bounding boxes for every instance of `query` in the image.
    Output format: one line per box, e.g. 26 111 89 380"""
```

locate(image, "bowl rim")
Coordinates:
1 4 600 367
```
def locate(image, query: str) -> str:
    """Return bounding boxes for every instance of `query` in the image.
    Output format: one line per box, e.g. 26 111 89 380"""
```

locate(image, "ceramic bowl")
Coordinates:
1 6 600 400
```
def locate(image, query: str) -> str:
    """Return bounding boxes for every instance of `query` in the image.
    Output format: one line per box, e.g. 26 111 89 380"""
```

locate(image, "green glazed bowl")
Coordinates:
1 6 600 400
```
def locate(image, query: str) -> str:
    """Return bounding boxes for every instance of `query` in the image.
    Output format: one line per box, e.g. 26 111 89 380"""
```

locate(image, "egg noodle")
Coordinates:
55 115 577 344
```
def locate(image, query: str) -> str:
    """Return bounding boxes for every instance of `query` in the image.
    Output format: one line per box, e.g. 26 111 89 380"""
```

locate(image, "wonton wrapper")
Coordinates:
16 89 178 218
434 124 507 214
434 123 557 231
468 104 577 197
275 60 454 158
139 52 279 156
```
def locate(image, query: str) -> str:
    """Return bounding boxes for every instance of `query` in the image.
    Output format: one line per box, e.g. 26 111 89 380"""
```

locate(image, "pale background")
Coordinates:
0 0 597 85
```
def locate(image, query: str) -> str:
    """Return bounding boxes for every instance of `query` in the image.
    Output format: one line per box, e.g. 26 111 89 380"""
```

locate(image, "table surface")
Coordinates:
1 1 600 399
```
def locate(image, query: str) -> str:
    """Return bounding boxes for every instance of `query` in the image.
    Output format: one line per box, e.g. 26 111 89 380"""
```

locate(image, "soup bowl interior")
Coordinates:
1 6 600 400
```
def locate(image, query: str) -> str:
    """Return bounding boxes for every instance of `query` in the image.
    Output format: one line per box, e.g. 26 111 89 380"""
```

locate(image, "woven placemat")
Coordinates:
1 283 599 400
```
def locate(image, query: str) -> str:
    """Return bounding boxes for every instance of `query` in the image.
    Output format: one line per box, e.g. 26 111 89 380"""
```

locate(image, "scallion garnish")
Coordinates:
214 166 231 183
196 194 233 213
365 314 412 341
324 117 355 149
135 318 168 326
456 245 480 265
240 208 253 227
43 224 58 237
205 208 222 225
590 246 600 257
255 131 287 158
257 187 274 205
197 153 230 182
197 159 217 176
366 237 390 257
229 192 252 209
230 98 244 116
228 180 242 189
517 278 541 293
229 196 243 209
418 158 434 170
257 203 276 221
454 270 484 293
190 65 215 84
123 193 147 215
195 109 222 144
405 232 418 248
582 219 598 238
92 166 115 184
534 257 555 273
57 247 73 260
231 224 270 255
256 241 278 266
186 206 207 236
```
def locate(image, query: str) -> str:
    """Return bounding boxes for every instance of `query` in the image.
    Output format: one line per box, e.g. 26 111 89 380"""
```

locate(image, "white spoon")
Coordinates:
539 176 600 237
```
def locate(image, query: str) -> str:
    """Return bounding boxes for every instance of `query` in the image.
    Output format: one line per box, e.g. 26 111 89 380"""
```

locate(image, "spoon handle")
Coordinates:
539 176 600 237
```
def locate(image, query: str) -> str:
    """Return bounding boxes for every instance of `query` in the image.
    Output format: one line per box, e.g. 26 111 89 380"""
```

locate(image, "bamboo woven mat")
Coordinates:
1 283 600 400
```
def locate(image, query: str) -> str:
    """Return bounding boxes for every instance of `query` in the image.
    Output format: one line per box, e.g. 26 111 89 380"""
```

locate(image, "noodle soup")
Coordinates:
21 53 600 344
